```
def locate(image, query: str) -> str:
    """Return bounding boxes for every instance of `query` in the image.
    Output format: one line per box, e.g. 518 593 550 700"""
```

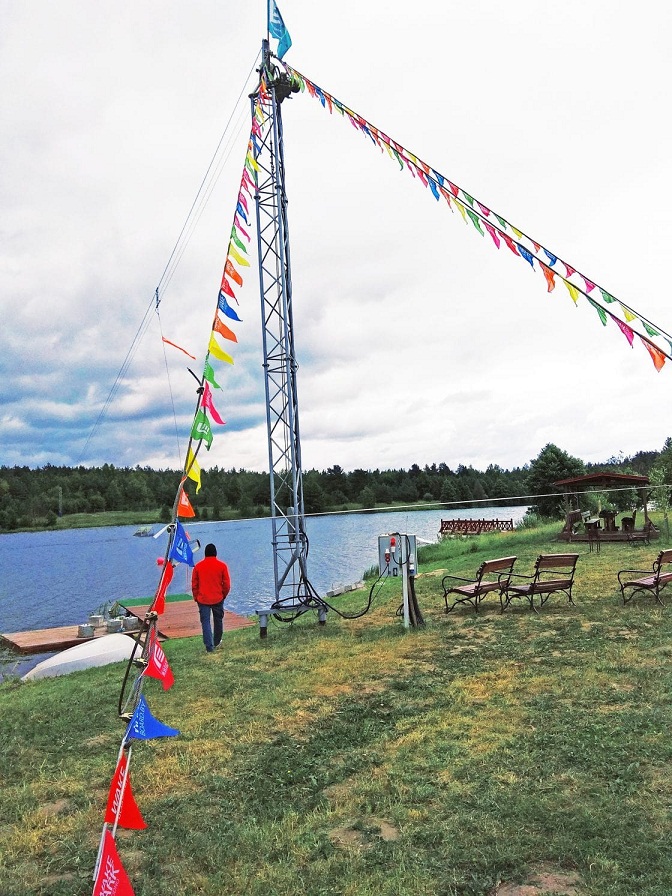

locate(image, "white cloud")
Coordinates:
1 0 671 476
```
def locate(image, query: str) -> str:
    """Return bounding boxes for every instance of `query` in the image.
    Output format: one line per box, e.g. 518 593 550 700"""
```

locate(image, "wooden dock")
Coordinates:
1 595 256 655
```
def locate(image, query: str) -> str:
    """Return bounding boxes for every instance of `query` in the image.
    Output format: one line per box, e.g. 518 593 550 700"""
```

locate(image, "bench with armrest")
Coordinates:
504 553 579 613
441 556 517 614
618 549 672 605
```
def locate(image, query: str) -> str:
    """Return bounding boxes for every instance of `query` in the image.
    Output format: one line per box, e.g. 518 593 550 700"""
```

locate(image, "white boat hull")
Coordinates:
21 633 136 682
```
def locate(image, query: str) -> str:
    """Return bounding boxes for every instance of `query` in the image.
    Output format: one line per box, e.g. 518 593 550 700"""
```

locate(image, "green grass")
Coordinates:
2 520 672 895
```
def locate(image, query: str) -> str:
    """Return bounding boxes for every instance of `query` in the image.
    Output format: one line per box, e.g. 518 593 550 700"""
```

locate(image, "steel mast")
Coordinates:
251 41 317 612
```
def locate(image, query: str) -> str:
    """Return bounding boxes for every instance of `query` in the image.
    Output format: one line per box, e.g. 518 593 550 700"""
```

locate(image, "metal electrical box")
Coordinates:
378 533 417 577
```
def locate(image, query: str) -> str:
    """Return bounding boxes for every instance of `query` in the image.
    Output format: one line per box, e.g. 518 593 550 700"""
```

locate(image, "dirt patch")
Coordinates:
329 817 400 851
36 798 71 818
493 867 583 895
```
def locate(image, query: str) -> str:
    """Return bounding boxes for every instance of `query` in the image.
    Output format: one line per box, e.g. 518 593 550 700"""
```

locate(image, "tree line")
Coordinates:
0 441 668 532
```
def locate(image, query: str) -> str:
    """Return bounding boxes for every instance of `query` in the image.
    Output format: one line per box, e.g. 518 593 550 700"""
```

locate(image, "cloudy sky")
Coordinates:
2 0 672 478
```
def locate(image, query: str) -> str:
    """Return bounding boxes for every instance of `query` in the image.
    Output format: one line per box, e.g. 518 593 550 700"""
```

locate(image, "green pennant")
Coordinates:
391 148 404 170
191 409 213 449
230 230 248 254
642 320 660 337
599 288 616 304
588 298 608 326
494 214 507 230
462 191 475 207
203 362 221 390
466 208 484 235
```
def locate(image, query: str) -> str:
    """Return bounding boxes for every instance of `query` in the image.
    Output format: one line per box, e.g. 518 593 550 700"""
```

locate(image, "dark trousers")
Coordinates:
197 600 224 651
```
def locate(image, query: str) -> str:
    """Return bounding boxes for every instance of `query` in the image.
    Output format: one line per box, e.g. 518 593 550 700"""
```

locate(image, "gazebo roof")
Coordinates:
553 472 650 490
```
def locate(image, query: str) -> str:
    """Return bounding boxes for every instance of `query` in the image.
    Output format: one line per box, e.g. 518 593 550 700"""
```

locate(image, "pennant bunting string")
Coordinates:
283 61 672 372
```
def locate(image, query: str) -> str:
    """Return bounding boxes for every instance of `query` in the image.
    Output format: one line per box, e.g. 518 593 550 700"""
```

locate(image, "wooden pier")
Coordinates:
1 594 255 655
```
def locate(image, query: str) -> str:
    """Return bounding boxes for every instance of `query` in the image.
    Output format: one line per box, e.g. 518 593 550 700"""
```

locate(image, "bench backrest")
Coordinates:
534 553 579 578
477 556 517 581
653 550 672 575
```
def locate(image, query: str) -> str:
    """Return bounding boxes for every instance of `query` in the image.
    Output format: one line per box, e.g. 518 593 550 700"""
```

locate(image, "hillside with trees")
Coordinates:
0 442 669 533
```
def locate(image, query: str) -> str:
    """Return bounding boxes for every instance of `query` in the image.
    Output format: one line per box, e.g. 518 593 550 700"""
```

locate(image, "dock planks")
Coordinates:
1 596 255 654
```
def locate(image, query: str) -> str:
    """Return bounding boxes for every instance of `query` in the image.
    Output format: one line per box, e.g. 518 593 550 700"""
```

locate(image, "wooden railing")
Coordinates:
439 518 515 536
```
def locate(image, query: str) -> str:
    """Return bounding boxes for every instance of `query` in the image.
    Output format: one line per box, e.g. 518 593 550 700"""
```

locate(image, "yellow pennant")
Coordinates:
229 244 250 267
454 199 468 223
208 334 234 365
186 448 201 493
563 280 579 305
620 304 637 323
510 225 523 239
246 151 259 172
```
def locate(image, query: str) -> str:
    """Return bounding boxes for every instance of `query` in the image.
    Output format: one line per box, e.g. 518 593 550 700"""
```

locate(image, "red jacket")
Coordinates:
191 556 231 605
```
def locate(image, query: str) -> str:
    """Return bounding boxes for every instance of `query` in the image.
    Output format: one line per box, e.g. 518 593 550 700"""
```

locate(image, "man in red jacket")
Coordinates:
191 543 231 653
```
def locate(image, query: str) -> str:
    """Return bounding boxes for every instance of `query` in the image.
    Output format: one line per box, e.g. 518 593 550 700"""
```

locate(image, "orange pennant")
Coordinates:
225 259 243 287
213 316 238 343
177 488 196 518
640 335 667 372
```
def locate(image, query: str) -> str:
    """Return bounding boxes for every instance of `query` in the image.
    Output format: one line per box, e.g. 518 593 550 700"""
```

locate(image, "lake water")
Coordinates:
0 504 528 679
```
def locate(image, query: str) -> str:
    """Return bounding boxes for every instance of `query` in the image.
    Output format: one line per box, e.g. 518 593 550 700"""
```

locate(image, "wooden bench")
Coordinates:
441 556 517 614
618 549 672 605
504 553 579 613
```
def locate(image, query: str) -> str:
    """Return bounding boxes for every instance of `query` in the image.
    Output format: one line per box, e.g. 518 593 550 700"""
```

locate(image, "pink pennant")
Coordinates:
614 318 635 346
476 202 491 217
564 262 576 278
484 222 500 249
202 381 226 425
583 277 595 293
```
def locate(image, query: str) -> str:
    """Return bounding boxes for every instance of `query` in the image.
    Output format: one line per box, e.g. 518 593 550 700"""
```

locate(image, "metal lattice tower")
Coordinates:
251 42 315 610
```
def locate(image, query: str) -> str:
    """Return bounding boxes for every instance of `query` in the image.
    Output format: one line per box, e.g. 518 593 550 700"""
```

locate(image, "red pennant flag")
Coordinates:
144 638 175 690
104 753 146 830
177 488 196 518
93 830 136 896
502 233 520 256
448 181 460 197
151 561 174 615
220 277 237 300
224 259 243 288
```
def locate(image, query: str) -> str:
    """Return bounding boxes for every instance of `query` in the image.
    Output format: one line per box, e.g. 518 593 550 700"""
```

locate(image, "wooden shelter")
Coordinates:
554 472 656 543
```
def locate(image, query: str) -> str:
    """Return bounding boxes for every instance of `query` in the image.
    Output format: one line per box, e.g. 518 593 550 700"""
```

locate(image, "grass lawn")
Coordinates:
2 521 672 895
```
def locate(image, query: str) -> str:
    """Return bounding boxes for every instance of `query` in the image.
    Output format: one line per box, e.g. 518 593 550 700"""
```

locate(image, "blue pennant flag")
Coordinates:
428 179 440 201
168 520 194 567
518 245 535 268
543 249 557 267
269 0 292 59
218 293 242 322
126 695 180 741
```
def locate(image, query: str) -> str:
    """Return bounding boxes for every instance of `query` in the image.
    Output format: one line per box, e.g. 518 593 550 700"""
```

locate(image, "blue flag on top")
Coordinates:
269 0 292 59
